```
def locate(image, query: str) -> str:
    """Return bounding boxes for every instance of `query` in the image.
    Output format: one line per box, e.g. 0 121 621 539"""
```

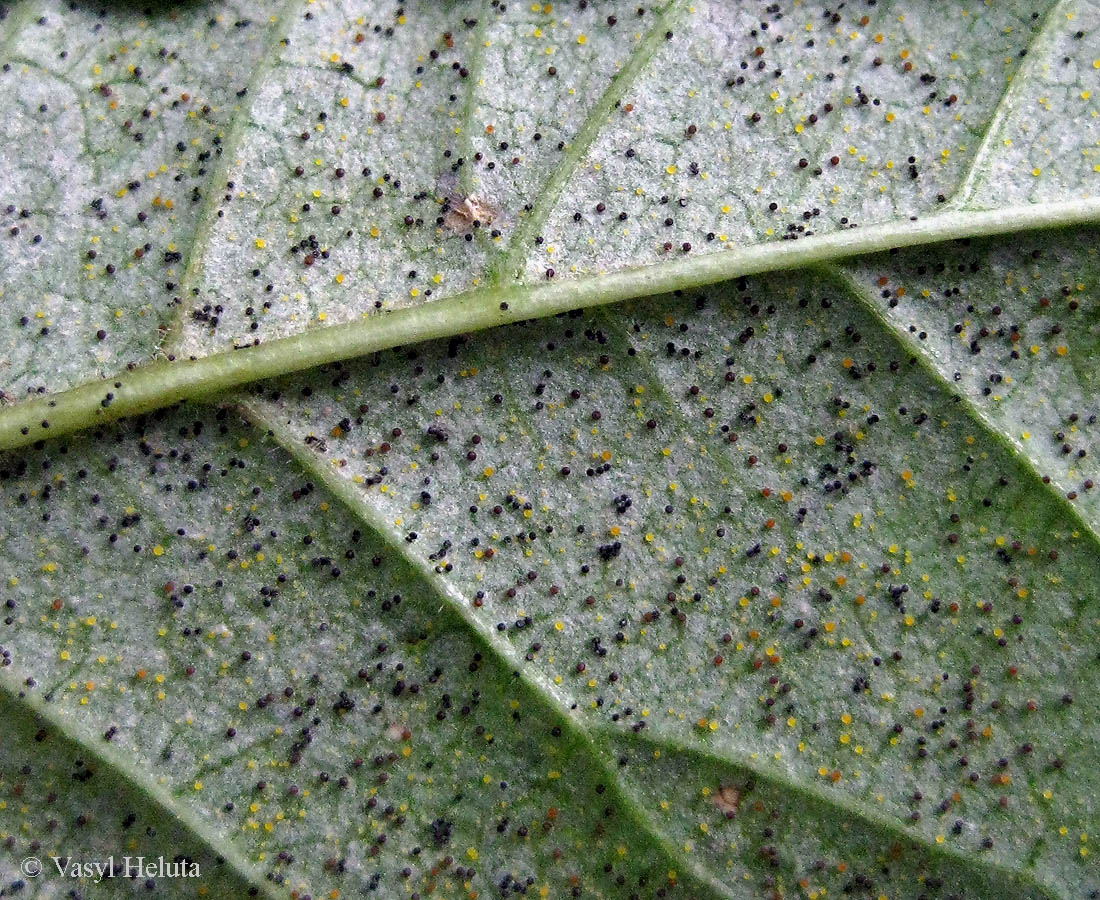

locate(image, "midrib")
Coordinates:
4 197 1100 451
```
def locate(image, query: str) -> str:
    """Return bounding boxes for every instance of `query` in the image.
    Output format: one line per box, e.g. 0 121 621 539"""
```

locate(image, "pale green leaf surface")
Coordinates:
836 231 1100 530
169 0 685 355
0 0 288 395
147 0 1100 353
1 1 1100 899
0 679 268 897
524 0 1099 279
1 414 696 899
5 400 1076 900
239 239 1100 899
951 2 1100 208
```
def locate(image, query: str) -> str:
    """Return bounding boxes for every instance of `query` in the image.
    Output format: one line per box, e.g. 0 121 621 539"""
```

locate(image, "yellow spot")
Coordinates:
577 34 587 44
254 238 266 249
666 165 677 175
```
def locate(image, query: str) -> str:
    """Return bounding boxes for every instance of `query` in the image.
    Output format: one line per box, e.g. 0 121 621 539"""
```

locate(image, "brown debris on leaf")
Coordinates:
713 784 741 818
442 195 500 235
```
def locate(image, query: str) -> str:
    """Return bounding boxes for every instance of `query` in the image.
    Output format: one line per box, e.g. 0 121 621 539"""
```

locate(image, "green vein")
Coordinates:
945 0 1075 209
819 259 1100 558
161 0 304 355
0 669 279 900
239 401 736 900
457 10 491 197
2 197 1100 451
600 723 1063 900
0 0 38 59
488 0 685 285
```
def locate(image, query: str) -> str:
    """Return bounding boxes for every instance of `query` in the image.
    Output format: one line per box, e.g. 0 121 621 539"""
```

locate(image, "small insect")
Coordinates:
438 172 501 235
442 194 500 234
712 784 741 818
304 435 328 452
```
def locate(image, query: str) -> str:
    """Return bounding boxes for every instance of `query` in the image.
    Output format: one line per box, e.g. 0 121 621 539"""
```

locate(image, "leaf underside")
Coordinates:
1 2 1099 900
